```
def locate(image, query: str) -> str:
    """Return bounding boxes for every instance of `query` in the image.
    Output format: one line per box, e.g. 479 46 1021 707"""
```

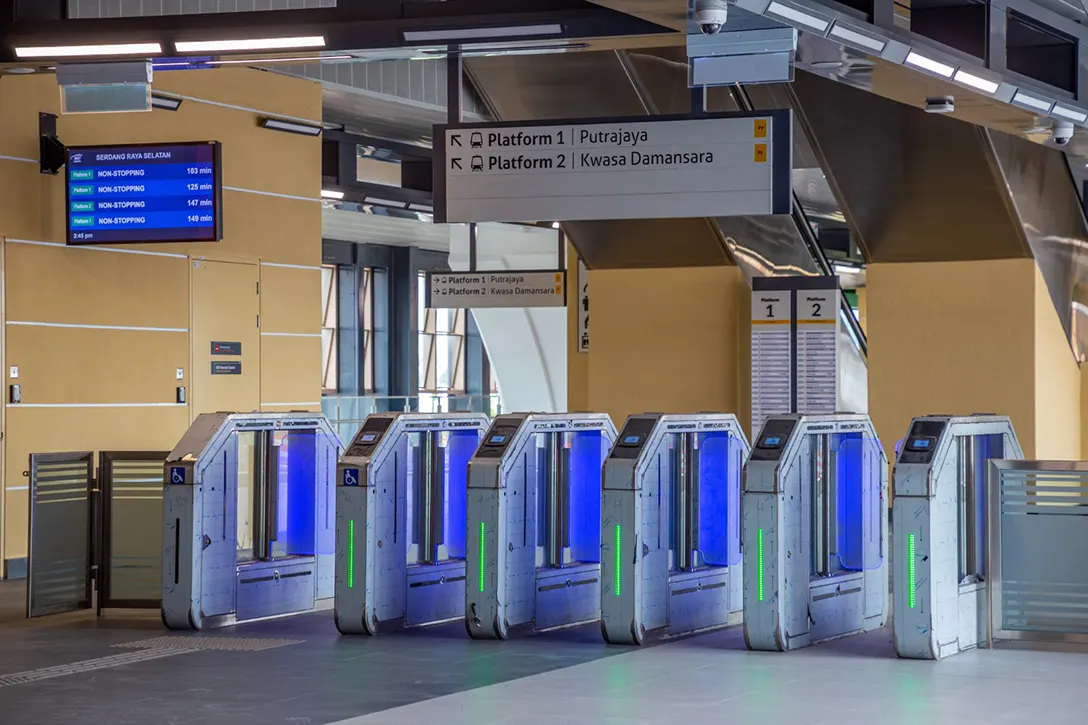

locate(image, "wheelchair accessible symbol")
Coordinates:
169 466 185 484
343 468 360 487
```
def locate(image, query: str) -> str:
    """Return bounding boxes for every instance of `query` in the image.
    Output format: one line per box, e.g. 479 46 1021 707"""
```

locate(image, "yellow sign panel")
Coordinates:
754 119 768 138
754 144 768 163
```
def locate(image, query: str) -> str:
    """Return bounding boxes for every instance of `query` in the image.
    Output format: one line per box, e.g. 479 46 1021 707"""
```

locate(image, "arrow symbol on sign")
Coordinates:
451 158 462 170
451 134 463 147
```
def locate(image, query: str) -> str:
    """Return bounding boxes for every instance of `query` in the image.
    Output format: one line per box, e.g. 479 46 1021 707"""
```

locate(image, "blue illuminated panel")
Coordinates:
444 430 478 559
698 432 731 567
837 433 881 571
568 431 603 563
66 142 223 245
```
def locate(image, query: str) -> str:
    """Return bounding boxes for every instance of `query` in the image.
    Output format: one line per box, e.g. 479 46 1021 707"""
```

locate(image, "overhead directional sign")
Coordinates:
427 271 566 309
434 110 791 224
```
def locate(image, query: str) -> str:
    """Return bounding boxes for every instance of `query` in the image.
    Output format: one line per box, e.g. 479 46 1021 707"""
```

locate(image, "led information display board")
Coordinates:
66 141 223 245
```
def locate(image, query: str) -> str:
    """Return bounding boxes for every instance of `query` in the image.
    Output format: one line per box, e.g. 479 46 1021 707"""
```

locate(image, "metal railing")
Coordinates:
322 394 502 443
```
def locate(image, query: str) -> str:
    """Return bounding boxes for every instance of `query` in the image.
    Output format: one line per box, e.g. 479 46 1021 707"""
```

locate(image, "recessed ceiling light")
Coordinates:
1052 105 1088 124
259 117 324 136
14 42 162 59
1011 90 1054 113
321 189 345 200
175 36 326 53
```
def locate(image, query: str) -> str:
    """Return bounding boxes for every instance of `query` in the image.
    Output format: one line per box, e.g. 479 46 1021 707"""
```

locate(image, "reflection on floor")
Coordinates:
0 579 25 623
1 607 1087 725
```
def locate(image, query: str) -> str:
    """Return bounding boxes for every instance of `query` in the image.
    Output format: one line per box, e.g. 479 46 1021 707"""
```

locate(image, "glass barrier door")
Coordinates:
97 451 168 611
27 452 94 618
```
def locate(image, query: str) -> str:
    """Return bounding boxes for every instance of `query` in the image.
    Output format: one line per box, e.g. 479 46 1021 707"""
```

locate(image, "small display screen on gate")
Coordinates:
360 433 378 444
623 435 642 445
488 434 507 445
761 435 783 447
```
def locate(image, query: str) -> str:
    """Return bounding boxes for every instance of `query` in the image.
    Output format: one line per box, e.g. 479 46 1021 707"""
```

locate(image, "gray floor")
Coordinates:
1 603 1087 724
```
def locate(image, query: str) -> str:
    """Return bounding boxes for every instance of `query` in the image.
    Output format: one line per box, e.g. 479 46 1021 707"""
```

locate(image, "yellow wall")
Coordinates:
0 69 323 565
867 258 1079 460
1034 266 1082 459
585 265 747 427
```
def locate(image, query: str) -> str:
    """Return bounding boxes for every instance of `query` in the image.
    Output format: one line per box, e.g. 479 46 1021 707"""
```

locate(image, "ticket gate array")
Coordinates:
466 413 616 639
162 413 340 630
601 414 750 645
335 413 489 635
893 415 1022 660
743 414 888 651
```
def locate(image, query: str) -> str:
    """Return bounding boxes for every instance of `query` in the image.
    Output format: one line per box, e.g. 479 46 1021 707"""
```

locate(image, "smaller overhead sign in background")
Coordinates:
435 110 792 224
577 259 589 352
427 271 566 309
750 276 841 435
210 341 241 355
211 361 242 375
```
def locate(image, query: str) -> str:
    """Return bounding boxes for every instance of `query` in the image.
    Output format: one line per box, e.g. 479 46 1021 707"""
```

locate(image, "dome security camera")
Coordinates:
1052 119 1074 146
694 0 729 35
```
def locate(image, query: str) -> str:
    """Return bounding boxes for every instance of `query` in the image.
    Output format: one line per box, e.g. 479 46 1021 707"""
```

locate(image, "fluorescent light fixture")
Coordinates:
150 93 183 111
828 23 886 53
833 262 861 274
1052 105 1088 124
1011 90 1054 113
408 202 434 213
14 42 162 59
904 51 954 78
552 222 561 229
953 69 999 94
366 196 408 208
321 189 345 200
765 1 830 33
259 117 324 136
175 36 325 53
402 24 563 43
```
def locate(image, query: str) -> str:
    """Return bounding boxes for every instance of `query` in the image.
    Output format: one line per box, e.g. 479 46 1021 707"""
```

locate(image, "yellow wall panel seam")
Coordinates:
6 237 189 259
8 321 188 333
0 154 36 164
261 262 322 271
165 91 323 127
223 185 320 203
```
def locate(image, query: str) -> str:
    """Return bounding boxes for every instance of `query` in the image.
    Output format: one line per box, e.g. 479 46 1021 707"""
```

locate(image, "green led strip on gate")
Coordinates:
757 528 765 602
479 522 486 592
347 520 355 589
614 525 621 597
908 533 916 608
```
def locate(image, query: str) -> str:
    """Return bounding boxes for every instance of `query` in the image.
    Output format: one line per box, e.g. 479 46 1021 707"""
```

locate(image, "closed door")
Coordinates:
191 261 260 417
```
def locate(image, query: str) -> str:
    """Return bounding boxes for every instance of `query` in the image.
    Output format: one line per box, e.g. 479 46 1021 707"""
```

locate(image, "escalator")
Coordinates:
464 48 869 407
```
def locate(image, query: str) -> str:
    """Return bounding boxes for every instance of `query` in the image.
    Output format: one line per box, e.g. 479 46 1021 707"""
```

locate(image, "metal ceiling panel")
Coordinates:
464 49 734 268
322 205 451 251
67 0 335 17
790 69 1031 263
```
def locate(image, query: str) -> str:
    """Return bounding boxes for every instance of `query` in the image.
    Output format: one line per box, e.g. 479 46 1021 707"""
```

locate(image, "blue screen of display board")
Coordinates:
66 142 222 245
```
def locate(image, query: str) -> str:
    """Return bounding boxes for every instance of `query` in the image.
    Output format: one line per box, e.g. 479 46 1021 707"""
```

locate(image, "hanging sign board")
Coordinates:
435 110 791 224
426 271 566 309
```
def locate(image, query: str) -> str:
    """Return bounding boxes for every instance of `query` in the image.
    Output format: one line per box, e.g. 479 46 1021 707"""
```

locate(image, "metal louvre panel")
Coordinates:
67 0 336 18
994 465 1088 638
28 453 94 618
100 452 169 609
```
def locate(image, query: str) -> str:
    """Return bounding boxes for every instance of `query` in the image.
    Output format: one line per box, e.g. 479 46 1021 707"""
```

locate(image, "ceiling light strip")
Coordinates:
1011 90 1054 113
953 70 999 95
765 1 830 33
175 36 326 53
14 42 162 59
402 24 563 43
1052 105 1088 124
827 23 885 52
904 50 954 78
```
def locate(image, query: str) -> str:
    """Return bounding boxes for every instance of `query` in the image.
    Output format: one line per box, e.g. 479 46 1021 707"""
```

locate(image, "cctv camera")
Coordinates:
694 0 728 35
1052 119 1074 146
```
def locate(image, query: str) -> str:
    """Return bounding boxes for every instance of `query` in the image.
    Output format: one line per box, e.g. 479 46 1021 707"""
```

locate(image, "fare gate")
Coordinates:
26 451 168 618
892 415 1022 660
